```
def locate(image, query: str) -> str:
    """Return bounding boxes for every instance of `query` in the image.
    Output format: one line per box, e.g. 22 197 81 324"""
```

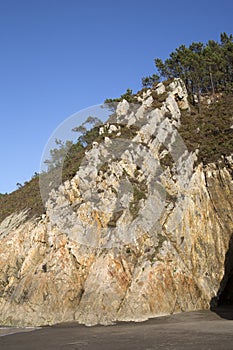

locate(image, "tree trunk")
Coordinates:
209 68 215 97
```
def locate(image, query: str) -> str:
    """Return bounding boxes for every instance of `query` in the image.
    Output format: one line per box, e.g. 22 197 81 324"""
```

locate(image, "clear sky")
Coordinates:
0 0 233 194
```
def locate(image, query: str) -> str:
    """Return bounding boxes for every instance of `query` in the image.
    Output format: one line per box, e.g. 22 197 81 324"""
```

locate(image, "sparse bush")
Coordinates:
105 88 136 104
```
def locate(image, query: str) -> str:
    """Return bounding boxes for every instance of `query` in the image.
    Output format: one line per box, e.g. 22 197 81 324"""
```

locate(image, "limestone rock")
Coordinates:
0 79 232 326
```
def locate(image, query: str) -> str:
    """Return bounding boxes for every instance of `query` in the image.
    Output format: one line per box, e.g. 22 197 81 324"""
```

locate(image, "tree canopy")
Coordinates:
153 33 233 98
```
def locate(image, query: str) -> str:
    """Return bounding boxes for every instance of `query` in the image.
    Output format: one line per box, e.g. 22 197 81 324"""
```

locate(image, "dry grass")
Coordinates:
179 93 233 164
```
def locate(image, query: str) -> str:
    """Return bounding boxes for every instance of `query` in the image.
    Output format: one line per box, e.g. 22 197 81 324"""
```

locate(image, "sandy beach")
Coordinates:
0 307 232 350
0 327 39 337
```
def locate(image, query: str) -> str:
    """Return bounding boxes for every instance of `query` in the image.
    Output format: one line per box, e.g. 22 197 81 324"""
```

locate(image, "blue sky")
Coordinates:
0 0 233 193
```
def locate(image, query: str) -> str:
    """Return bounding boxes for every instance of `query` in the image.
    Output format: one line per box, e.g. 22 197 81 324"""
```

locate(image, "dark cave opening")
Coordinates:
218 269 233 305
210 235 233 319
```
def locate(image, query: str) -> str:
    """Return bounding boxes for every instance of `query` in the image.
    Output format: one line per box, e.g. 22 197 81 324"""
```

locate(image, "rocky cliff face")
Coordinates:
0 79 233 326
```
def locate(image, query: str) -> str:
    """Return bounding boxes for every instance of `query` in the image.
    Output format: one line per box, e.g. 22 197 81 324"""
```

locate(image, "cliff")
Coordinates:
0 79 233 326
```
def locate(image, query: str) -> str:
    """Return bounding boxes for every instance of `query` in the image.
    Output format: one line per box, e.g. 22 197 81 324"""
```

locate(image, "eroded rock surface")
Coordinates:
0 79 233 326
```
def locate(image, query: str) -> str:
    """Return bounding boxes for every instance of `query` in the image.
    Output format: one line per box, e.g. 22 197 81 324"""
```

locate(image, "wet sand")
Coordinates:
0 307 232 350
0 327 39 337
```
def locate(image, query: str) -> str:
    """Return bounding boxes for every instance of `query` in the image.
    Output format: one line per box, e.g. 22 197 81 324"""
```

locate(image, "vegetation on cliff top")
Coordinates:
155 32 233 100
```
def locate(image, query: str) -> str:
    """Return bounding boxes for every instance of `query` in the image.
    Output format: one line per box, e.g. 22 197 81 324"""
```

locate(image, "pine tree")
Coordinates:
154 33 233 102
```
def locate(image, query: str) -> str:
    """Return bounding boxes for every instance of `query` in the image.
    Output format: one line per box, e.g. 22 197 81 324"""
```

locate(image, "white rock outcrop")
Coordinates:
0 79 232 326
